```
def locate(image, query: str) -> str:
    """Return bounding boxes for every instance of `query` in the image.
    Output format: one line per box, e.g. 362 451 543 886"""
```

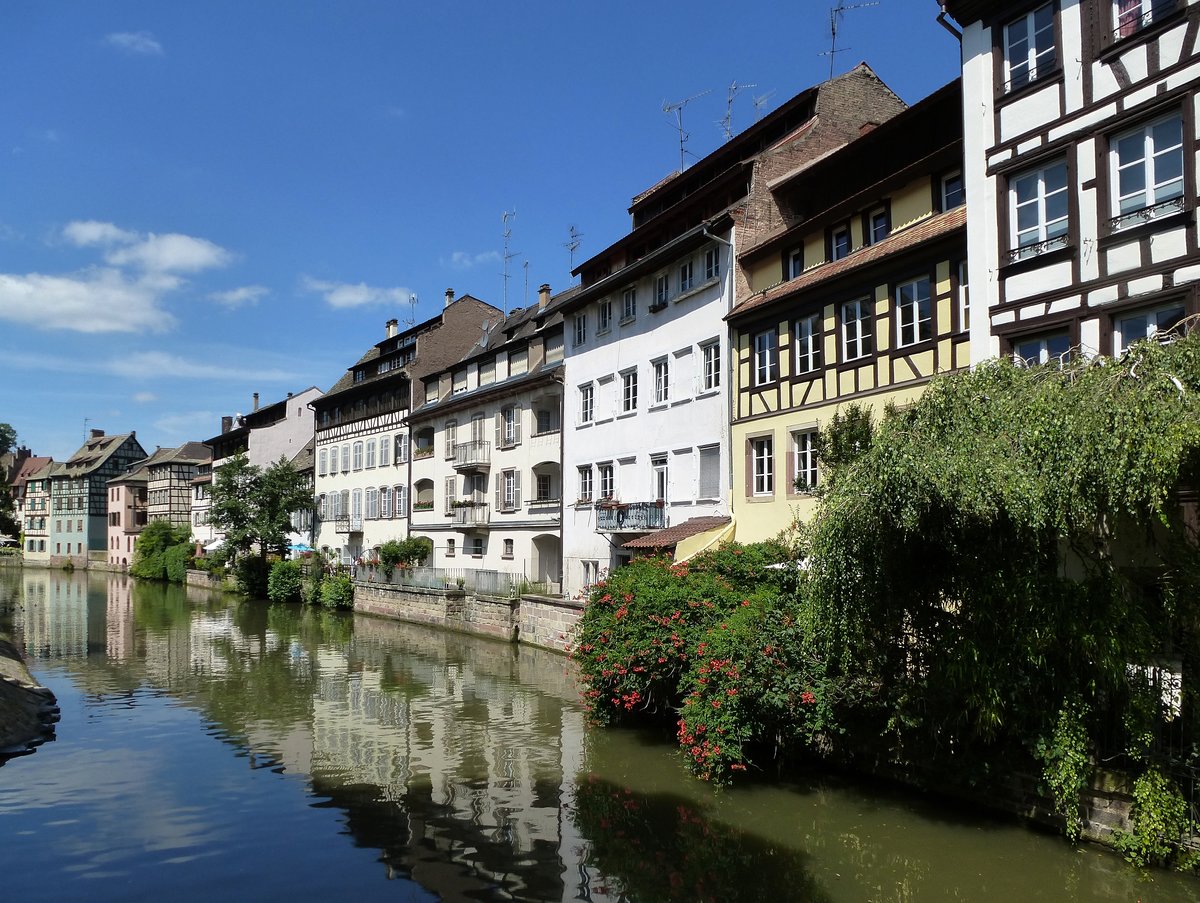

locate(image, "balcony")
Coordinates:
453 439 491 471
595 501 667 533
452 503 490 529
334 515 363 534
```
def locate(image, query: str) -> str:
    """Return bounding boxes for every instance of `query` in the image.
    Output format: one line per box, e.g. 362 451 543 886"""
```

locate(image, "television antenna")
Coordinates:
663 88 711 171
820 1 878 80
403 293 417 327
564 224 583 272
501 209 519 313
752 90 776 122
720 80 757 139
523 259 530 308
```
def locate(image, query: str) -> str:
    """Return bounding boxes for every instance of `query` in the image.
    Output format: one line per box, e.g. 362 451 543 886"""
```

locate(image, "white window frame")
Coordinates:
573 313 587 347
1115 0 1173 39
698 444 720 500
1010 159 1069 258
379 437 391 467
578 465 593 503
579 384 594 424
793 430 818 493
1111 113 1185 223
651 454 668 502
598 298 612 334
653 358 669 404
787 247 803 279
622 287 637 321
941 171 965 211
1114 302 1187 353
654 274 670 307
842 298 873 361
365 440 376 469
751 437 774 496
794 313 822 374
701 341 721 392
621 369 638 413
598 462 614 500
340 445 350 473
1014 331 1071 366
1004 2 1057 92
679 259 694 293
868 207 890 244
318 448 327 476
896 277 933 348
704 246 720 281
831 225 851 261
753 329 777 386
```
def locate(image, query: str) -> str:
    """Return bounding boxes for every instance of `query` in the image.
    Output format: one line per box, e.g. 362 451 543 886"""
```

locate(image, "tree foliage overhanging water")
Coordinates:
577 329 1200 865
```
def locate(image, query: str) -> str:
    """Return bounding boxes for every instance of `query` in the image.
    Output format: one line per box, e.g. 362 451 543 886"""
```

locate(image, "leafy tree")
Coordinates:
131 520 193 581
207 452 259 562
208 452 312 567
0 423 16 459
0 422 18 538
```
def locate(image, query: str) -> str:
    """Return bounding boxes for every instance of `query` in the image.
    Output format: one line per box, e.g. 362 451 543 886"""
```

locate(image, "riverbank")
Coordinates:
0 633 57 757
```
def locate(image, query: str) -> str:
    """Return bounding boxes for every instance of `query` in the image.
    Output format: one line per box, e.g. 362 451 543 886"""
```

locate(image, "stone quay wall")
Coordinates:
353 581 583 654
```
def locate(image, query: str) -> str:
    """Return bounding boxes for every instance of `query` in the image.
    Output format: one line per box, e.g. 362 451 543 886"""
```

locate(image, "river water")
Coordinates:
1 568 1198 903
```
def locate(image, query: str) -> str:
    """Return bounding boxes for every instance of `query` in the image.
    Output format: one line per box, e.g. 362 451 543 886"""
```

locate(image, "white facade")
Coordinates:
951 0 1200 364
408 309 564 591
561 228 733 595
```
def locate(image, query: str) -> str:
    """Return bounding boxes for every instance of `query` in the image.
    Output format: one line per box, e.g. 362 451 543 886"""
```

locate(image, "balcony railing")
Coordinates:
334 515 363 534
595 500 667 533
453 439 491 470
452 503 490 528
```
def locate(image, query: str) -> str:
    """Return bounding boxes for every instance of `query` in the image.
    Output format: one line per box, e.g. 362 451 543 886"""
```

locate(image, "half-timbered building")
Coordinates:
728 80 967 541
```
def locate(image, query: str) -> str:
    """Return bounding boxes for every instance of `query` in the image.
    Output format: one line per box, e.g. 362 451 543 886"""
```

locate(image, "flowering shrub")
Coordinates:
572 541 789 725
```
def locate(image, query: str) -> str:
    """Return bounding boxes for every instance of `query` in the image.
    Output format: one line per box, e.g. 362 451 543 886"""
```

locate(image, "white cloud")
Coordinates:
446 250 501 270
0 268 176 333
154 411 220 437
108 351 299 383
106 233 232 273
105 31 163 56
63 220 138 247
133 392 157 403
302 276 414 309
209 285 268 308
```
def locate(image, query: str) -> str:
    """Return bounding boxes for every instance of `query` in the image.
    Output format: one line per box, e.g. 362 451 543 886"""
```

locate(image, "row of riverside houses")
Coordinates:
16 1 1200 598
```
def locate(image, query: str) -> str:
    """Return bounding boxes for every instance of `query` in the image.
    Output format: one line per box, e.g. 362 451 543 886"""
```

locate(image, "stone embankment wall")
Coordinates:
185 569 239 593
0 635 58 756
354 581 582 654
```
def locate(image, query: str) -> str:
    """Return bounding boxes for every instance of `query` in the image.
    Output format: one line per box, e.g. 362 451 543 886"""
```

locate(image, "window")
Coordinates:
1115 302 1186 352
598 299 612 333
831 225 851 261
579 384 594 424
582 560 600 587
479 357 496 385
751 437 774 496
679 260 694 293
651 454 668 502
509 348 528 375
705 246 721 281
446 538 456 558
351 488 362 521
379 436 391 467
787 247 804 279
442 419 457 458
621 369 638 413
381 486 391 519
395 432 409 464
1115 0 1175 39
318 448 327 476
793 430 818 492
499 469 520 510
503 538 514 559
753 329 778 386
842 299 874 361
578 465 594 503
897 277 933 347
794 313 823 374
1014 331 1071 365
535 406 558 434
1111 114 1185 223
467 537 484 557
574 313 587 347
622 287 637 321
598 462 614 500
444 476 457 514
698 445 720 499
1010 159 1069 258
941 171 965 210
536 472 554 502
395 485 408 517
500 405 521 447
653 358 669 404
365 440 376 469
1004 2 1056 91
340 445 350 473
366 488 379 520
868 207 890 244
654 274 670 307
452 369 467 394
701 341 720 391
545 332 564 363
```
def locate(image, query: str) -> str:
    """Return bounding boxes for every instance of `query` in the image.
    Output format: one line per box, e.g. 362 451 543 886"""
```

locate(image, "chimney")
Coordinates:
221 416 233 434
538 283 551 310
253 392 260 412
444 288 456 307
287 392 293 399
90 428 105 439
386 318 398 338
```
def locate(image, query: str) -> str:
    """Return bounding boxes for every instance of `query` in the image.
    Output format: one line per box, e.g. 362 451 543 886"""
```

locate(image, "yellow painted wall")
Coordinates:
747 257 780 293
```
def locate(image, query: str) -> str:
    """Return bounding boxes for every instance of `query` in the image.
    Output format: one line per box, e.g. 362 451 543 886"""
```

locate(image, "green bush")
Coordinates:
1114 768 1196 868
320 574 354 610
131 521 193 582
234 555 271 599
163 544 192 583
377 536 432 579
300 569 323 606
267 559 304 604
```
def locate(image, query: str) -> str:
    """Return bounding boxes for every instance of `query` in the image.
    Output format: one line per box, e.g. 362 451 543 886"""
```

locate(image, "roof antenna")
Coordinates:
663 89 712 171
720 80 756 139
564 224 583 272
523 259 530 308
752 90 776 121
83 417 91 440
501 209 519 314
820 1 878 80
403 293 417 327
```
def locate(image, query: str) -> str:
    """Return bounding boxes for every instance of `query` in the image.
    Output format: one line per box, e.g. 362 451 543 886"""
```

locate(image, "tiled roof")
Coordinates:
10 456 52 487
726 205 966 322
622 516 732 549
290 437 316 471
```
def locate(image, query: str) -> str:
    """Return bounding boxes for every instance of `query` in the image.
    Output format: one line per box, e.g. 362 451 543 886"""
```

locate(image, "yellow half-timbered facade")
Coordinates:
728 81 968 541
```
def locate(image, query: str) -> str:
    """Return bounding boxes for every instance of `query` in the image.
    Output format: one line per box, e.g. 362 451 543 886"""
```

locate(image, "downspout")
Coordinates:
936 2 962 41
553 367 566 596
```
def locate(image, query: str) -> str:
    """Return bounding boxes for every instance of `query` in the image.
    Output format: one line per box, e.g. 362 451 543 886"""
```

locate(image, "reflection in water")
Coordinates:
1 568 1199 902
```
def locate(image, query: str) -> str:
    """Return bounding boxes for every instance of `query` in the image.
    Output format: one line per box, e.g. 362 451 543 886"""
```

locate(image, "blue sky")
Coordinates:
1 1 960 461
